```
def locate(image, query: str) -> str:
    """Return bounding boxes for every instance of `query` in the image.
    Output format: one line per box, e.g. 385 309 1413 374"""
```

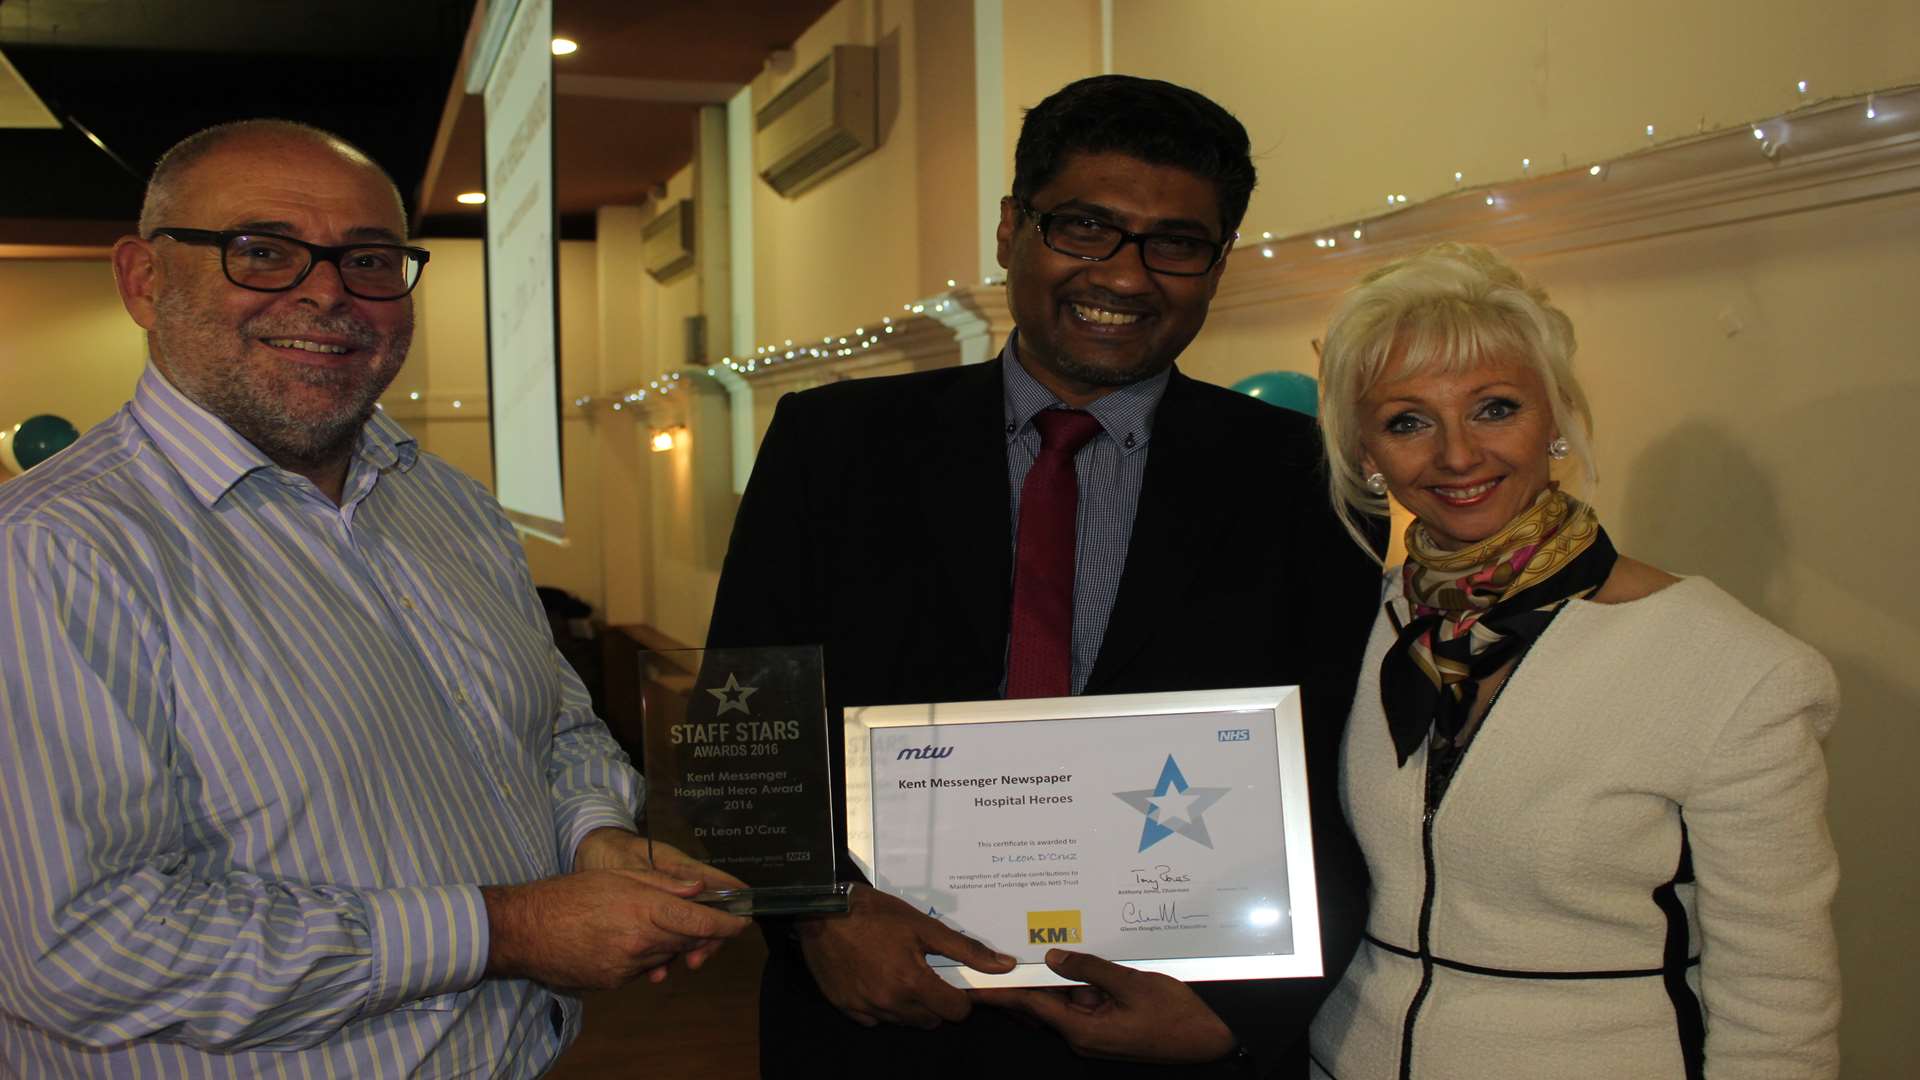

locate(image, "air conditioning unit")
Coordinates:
642 198 694 282
755 45 878 197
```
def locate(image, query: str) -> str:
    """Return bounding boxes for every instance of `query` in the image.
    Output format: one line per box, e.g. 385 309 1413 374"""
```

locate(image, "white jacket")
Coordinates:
1310 576 1840 1079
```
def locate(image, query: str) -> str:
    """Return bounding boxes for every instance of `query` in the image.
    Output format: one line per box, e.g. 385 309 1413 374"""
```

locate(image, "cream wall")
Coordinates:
1000 1 1102 180
608 0 1918 1068
395 238 605 614
0 248 612 620
1112 4 1918 1072
5 0 1912 1067
1116 0 1920 240
748 0 982 354
0 259 144 481
644 167 702 380
573 0 1005 647
628 163 730 646
567 164 731 647
1190 190 1920 1075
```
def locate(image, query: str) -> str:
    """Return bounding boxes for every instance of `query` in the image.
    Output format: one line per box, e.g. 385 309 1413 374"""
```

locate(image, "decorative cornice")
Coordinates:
1213 84 1920 311
729 284 1013 391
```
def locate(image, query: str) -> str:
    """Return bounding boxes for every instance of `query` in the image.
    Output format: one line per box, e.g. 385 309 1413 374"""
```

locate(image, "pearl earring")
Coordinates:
1548 437 1570 461
1365 472 1389 495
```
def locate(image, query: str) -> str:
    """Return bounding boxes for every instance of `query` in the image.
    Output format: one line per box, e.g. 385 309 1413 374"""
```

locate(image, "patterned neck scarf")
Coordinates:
1380 486 1617 766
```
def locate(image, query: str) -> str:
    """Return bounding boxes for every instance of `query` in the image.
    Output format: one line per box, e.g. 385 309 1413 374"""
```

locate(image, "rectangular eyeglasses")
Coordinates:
148 227 431 301
1020 202 1226 276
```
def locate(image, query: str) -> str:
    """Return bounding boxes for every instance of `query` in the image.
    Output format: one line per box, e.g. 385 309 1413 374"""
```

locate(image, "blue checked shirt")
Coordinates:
0 365 640 1077
1002 336 1170 694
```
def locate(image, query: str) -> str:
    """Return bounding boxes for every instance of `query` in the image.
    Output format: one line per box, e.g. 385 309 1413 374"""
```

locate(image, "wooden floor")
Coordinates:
549 926 766 1079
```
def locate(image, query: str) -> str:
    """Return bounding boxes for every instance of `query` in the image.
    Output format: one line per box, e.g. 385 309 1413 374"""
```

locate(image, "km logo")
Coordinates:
1026 909 1083 945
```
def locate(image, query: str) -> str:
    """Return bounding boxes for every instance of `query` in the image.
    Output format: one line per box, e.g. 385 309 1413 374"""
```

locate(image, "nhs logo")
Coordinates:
896 746 954 761
1217 728 1251 742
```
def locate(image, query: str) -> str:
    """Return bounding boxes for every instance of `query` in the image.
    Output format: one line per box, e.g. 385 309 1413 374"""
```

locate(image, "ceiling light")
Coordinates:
551 38 579 56
456 192 486 205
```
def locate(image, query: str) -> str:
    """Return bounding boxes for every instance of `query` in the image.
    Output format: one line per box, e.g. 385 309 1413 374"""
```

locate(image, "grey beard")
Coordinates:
194 362 375 469
151 294 406 472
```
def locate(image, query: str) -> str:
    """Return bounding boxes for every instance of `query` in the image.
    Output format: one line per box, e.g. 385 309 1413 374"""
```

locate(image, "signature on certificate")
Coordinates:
1127 864 1195 892
1120 900 1209 926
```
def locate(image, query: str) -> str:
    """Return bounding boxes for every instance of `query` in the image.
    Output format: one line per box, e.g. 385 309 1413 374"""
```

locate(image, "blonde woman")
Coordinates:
1306 243 1840 1079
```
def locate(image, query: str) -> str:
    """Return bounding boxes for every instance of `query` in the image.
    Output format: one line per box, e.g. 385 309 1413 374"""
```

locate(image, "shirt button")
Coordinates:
399 596 415 610
456 690 468 705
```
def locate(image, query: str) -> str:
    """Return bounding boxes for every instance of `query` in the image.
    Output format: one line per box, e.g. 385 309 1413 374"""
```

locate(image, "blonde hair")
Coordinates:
1317 242 1594 556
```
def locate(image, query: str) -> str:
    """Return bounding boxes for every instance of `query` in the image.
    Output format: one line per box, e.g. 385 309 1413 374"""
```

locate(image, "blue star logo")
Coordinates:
1113 755 1231 853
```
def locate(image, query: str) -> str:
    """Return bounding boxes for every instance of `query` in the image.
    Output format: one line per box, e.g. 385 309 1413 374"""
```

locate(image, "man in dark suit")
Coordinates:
707 75 1379 1077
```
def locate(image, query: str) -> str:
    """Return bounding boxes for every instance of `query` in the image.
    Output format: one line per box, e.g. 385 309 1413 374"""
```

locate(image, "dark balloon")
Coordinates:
1229 371 1318 416
10 415 80 471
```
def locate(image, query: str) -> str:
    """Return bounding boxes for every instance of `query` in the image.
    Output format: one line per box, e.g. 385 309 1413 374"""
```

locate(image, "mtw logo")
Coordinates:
896 746 953 760
1026 909 1083 945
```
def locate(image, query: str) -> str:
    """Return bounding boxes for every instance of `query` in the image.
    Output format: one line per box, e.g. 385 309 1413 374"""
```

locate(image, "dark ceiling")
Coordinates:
421 0 839 235
0 0 839 248
0 0 476 245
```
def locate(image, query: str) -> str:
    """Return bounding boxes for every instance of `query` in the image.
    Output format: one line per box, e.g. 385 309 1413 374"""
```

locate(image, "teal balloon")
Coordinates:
11 415 79 471
1230 371 1318 416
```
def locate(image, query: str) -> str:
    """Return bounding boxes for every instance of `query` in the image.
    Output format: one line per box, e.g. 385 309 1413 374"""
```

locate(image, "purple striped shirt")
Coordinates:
0 366 640 1077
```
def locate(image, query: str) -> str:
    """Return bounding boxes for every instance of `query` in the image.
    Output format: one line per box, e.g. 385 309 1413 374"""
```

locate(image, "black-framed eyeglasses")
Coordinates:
147 227 431 301
1018 202 1227 276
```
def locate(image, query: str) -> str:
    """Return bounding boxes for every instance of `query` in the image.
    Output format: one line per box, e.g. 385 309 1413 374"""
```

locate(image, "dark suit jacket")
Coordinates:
707 357 1380 1076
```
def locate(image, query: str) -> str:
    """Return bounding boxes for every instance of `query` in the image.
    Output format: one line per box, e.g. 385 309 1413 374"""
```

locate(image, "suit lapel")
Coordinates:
1087 370 1224 690
913 359 1013 669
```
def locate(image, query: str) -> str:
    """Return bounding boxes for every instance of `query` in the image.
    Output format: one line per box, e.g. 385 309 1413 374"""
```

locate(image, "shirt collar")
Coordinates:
129 364 418 508
1001 331 1169 455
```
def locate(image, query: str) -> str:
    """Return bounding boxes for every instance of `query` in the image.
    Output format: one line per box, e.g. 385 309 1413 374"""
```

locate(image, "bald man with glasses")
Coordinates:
0 120 746 1077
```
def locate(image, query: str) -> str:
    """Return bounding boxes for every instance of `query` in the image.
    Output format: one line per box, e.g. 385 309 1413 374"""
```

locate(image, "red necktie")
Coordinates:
1006 409 1103 698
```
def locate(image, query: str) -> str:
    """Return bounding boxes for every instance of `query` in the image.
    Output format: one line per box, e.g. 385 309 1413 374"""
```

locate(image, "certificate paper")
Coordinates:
845 689 1320 988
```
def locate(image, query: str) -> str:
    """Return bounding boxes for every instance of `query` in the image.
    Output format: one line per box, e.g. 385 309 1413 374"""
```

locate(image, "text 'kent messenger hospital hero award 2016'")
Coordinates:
638 645 852 915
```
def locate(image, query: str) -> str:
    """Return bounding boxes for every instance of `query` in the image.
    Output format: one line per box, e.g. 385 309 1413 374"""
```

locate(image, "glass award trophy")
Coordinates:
637 645 852 915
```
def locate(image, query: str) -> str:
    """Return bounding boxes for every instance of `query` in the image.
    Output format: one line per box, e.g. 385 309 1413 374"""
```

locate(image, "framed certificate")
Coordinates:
844 688 1320 988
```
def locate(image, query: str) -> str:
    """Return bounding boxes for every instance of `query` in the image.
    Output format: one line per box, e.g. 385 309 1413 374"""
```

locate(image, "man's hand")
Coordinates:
972 949 1236 1063
799 884 1016 1029
573 827 749 893
481 869 748 992
569 828 750 977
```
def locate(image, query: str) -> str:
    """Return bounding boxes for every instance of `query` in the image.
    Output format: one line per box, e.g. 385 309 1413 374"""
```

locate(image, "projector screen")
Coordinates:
481 0 564 536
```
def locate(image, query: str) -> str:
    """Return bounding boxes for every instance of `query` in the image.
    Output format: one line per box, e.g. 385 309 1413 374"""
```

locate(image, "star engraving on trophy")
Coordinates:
707 673 759 716
1113 755 1230 852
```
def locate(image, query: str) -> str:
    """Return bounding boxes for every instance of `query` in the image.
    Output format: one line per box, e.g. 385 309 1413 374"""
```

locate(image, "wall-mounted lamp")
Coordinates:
651 427 683 453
